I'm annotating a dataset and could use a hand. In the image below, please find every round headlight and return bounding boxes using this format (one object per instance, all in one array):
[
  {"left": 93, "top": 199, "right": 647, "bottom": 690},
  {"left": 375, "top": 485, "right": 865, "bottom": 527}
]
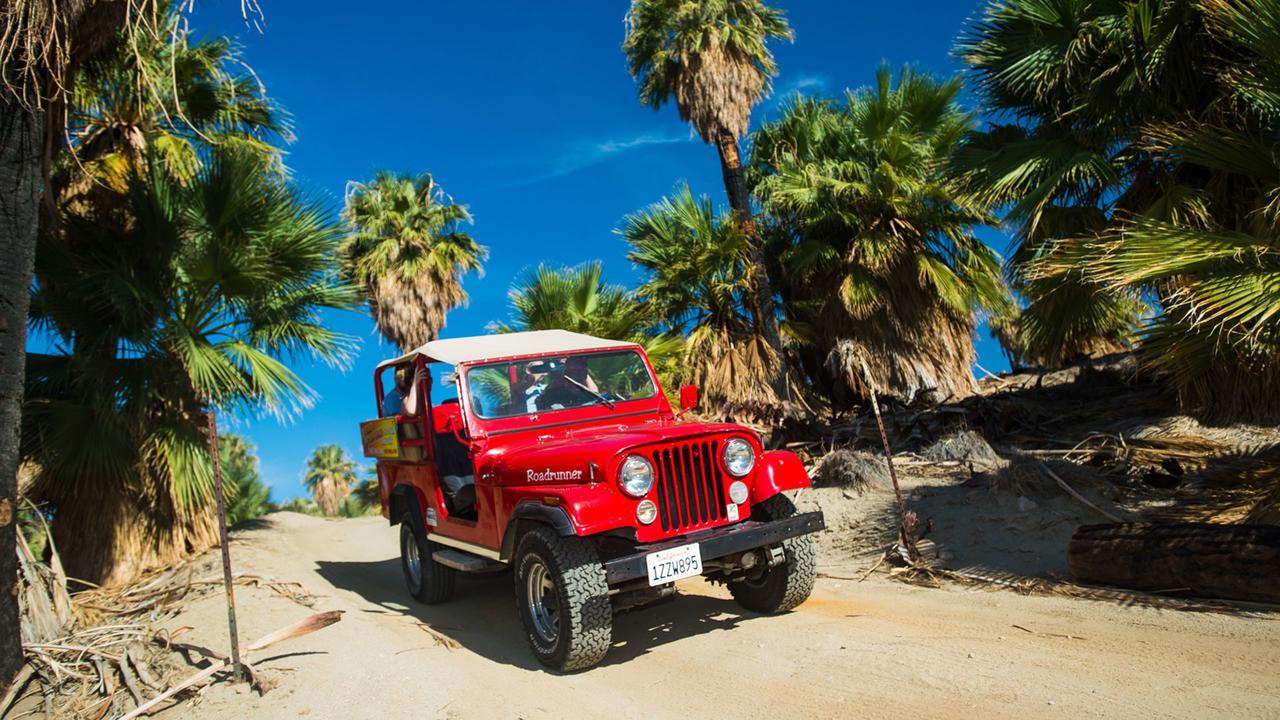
[
  {"left": 636, "top": 499, "right": 658, "bottom": 525},
  {"left": 728, "top": 480, "right": 749, "bottom": 505},
  {"left": 618, "top": 455, "right": 655, "bottom": 498},
  {"left": 722, "top": 438, "right": 755, "bottom": 477}
]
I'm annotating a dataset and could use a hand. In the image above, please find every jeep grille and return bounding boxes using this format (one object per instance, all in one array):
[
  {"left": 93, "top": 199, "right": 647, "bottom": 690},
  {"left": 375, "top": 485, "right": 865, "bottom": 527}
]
[{"left": 651, "top": 439, "right": 729, "bottom": 533}]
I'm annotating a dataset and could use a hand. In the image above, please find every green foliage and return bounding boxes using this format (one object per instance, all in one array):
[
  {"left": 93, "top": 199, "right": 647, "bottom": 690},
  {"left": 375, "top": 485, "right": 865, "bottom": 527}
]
[
  {"left": 620, "top": 184, "right": 782, "bottom": 414},
  {"left": 22, "top": 14, "right": 353, "bottom": 581},
  {"left": 960, "top": 0, "right": 1280, "bottom": 419},
  {"left": 349, "top": 470, "right": 381, "bottom": 511},
  {"left": 342, "top": 172, "right": 487, "bottom": 351},
  {"left": 220, "top": 434, "right": 272, "bottom": 525},
  {"left": 272, "top": 497, "right": 320, "bottom": 516},
  {"left": 490, "top": 261, "right": 683, "bottom": 372},
  {"left": 337, "top": 476, "right": 380, "bottom": 518},
  {"left": 23, "top": 140, "right": 358, "bottom": 581},
  {"left": 750, "top": 66, "right": 1010, "bottom": 403},
  {"left": 304, "top": 445, "right": 359, "bottom": 517},
  {"left": 69, "top": 0, "right": 287, "bottom": 185}
]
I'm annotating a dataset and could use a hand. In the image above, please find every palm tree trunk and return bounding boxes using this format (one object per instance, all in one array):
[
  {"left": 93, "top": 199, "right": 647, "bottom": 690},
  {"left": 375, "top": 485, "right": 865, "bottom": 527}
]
[
  {"left": 714, "top": 131, "right": 787, "bottom": 397},
  {"left": 0, "top": 91, "right": 42, "bottom": 687}
]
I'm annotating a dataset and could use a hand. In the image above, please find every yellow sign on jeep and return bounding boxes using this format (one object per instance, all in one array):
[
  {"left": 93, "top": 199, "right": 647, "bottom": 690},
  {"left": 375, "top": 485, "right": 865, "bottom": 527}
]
[{"left": 360, "top": 417, "right": 401, "bottom": 460}]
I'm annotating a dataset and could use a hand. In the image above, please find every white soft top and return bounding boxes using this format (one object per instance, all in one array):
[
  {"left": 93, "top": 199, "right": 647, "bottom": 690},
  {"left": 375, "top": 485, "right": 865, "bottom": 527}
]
[{"left": 376, "top": 329, "right": 639, "bottom": 369}]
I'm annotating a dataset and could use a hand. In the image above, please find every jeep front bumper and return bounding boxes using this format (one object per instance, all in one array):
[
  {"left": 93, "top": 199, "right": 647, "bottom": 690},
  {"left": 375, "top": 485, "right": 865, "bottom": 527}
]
[{"left": 602, "top": 511, "right": 825, "bottom": 585}]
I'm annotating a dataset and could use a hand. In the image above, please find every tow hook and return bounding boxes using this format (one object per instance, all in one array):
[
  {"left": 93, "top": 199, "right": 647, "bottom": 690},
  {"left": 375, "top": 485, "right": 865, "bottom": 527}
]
[{"left": 765, "top": 544, "right": 786, "bottom": 569}]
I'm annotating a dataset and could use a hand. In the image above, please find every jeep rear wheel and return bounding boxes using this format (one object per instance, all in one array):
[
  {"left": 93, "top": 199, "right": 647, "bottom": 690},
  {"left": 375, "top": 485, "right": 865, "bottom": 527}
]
[
  {"left": 513, "top": 527, "right": 612, "bottom": 672},
  {"left": 400, "top": 513, "right": 455, "bottom": 604},
  {"left": 728, "top": 494, "right": 817, "bottom": 614}
]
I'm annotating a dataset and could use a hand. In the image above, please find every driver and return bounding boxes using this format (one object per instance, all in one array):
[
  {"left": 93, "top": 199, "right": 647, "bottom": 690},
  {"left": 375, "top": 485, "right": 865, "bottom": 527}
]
[{"left": 538, "top": 356, "right": 599, "bottom": 410}]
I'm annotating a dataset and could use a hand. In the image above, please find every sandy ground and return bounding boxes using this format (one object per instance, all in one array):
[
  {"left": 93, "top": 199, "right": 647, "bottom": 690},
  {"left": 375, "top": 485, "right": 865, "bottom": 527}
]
[{"left": 160, "top": 509, "right": 1280, "bottom": 720}]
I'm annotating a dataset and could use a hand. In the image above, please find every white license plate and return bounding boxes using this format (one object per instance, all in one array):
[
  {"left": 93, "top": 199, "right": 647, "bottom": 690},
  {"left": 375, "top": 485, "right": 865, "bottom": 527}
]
[{"left": 645, "top": 543, "right": 702, "bottom": 586}]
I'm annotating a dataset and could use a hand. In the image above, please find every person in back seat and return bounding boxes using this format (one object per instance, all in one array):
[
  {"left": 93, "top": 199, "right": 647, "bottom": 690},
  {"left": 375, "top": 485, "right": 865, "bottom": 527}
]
[
  {"left": 382, "top": 364, "right": 423, "bottom": 417},
  {"left": 385, "top": 364, "right": 425, "bottom": 461}
]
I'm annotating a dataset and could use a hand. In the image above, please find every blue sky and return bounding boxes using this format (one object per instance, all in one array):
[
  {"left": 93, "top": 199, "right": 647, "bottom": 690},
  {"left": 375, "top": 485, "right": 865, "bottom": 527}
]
[{"left": 179, "top": 0, "right": 1009, "bottom": 501}]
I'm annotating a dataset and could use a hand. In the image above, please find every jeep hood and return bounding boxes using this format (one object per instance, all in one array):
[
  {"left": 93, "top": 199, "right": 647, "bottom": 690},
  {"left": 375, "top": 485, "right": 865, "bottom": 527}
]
[{"left": 478, "top": 420, "right": 751, "bottom": 486}]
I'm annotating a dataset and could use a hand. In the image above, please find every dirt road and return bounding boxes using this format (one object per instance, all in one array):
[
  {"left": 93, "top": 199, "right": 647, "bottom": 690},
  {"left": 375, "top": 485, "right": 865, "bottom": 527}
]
[{"left": 172, "top": 512, "right": 1279, "bottom": 720}]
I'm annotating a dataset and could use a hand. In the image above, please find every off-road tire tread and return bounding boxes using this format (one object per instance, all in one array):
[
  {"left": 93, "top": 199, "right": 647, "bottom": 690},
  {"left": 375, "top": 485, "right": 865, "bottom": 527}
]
[
  {"left": 515, "top": 527, "right": 612, "bottom": 672},
  {"left": 401, "top": 513, "right": 456, "bottom": 604},
  {"left": 728, "top": 494, "right": 817, "bottom": 613}
]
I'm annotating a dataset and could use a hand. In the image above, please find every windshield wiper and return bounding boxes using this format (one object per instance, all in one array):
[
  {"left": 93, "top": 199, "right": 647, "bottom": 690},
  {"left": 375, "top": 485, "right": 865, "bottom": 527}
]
[{"left": 563, "top": 375, "right": 615, "bottom": 409}]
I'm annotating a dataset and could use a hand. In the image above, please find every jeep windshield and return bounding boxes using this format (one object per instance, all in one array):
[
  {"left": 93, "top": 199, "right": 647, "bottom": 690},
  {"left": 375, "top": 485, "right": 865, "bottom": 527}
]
[{"left": 464, "top": 349, "right": 656, "bottom": 419}]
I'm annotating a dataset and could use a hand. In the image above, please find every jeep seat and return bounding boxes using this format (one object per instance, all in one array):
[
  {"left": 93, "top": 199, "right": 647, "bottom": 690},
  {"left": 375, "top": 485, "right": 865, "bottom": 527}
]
[{"left": 431, "top": 401, "right": 475, "bottom": 517}]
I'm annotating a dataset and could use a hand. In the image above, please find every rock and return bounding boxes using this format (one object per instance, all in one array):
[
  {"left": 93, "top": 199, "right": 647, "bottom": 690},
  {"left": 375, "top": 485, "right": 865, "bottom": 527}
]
[
  {"left": 812, "top": 449, "right": 890, "bottom": 493},
  {"left": 1017, "top": 495, "right": 1038, "bottom": 512},
  {"left": 921, "top": 430, "right": 1002, "bottom": 468}
]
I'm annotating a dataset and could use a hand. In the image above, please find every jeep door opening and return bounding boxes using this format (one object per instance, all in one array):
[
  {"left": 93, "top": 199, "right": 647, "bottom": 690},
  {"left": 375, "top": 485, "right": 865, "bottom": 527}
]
[{"left": 359, "top": 329, "right": 824, "bottom": 671}]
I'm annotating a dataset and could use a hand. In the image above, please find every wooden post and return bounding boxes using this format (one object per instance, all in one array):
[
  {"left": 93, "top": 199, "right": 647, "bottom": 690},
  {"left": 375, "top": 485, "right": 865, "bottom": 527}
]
[
  {"left": 207, "top": 406, "right": 243, "bottom": 681},
  {"left": 858, "top": 359, "right": 918, "bottom": 561}
]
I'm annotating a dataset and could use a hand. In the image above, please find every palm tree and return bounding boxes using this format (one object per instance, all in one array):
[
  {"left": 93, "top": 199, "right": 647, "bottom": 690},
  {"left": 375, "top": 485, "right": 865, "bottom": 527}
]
[
  {"left": 66, "top": 0, "right": 287, "bottom": 191},
  {"left": 304, "top": 445, "right": 359, "bottom": 517},
  {"left": 750, "top": 67, "right": 1010, "bottom": 405},
  {"left": 220, "top": 434, "right": 272, "bottom": 525},
  {"left": 0, "top": 0, "right": 144, "bottom": 680},
  {"left": 22, "top": 146, "right": 358, "bottom": 584},
  {"left": 623, "top": 0, "right": 793, "bottom": 383},
  {"left": 621, "top": 184, "right": 783, "bottom": 417},
  {"left": 958, "top": 0, "right": 1280, "bottom": 420},
  {"left": 490, "top": 261, "right": 682, "bottom": 369},
  {"left": 951, "top": 0, "right": 1168, "bottom": 367},
  {"left": 342, "top": 172, "right": 487, "bottom": 352},
  {"left": 348, "top": 468, "right": 382, "bottom": 514}
]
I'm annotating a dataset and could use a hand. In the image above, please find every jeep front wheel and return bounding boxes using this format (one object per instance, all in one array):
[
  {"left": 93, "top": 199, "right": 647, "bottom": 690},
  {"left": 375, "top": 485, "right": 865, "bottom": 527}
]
[
  {"left": 400, "top": 513, "right": 455, "bottom": 604},
  {"left": 728, "top": 494, "right": 817, "bottom": 613},
  {"left": 513, "top": 527, "right": 612, "bottom": 672}
]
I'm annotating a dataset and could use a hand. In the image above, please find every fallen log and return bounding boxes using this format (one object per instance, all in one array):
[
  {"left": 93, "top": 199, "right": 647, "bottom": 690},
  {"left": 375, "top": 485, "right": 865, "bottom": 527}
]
[{"left": 1068, "top": 522, "right": 1280, "bottom": 604}]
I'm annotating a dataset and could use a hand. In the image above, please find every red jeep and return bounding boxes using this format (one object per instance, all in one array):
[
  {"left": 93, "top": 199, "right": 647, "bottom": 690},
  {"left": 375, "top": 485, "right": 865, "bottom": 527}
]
[{"left": 361, "top": 330, "right": 824, "bottom": 671}]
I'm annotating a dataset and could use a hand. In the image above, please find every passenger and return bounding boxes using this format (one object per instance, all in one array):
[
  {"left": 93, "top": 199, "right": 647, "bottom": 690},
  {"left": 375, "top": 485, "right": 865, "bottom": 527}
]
[
  {"left": 383, "top": 364, "right": 423, "bottom": 417},
  {"left": 385, "top": 363, "right": 426, "bottom": 461},
  {"left": 521, "top": 362, "right": 550, "bottom": 412}
]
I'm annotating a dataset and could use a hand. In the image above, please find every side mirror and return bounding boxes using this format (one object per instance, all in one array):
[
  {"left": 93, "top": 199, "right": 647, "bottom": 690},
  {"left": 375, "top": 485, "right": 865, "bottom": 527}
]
[{"left": 678, "top": 384, "right": 699, "bottom": 414}]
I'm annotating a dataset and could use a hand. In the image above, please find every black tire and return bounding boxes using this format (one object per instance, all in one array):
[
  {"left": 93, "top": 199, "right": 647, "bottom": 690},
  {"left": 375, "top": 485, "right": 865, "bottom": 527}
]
[
  {"left": 513, "top": 526, "right": 612, "bottom": 672},
  {"left": 400, "top": 513, "right": 456, "bottom": 604},
  {"left": 728, "top": 494, "right": 817, "bottom": 613}
]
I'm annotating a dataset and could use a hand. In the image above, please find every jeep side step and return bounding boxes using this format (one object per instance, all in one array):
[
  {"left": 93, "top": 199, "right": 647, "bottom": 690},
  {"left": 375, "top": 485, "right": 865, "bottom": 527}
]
[{"left": 432, "top": 547, "right": 506, "bottom": 573}]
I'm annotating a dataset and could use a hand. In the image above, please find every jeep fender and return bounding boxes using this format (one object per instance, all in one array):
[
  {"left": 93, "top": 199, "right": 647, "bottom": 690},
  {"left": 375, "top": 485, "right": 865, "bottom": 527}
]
[
  {"left": 499, "top": 502, "right": 576, "bottom": 562},
  {"left": 751, "top": 450, "right": 811, "bottom": 502},
  {"left": 388, "top": 484, "right": 430, "bottom": 537}
]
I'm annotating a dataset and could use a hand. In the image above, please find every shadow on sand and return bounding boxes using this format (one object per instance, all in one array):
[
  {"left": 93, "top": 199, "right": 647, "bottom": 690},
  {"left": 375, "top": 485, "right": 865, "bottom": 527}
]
[{"left": 315, "top": 557, "right": 760, "bottom": 672}]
